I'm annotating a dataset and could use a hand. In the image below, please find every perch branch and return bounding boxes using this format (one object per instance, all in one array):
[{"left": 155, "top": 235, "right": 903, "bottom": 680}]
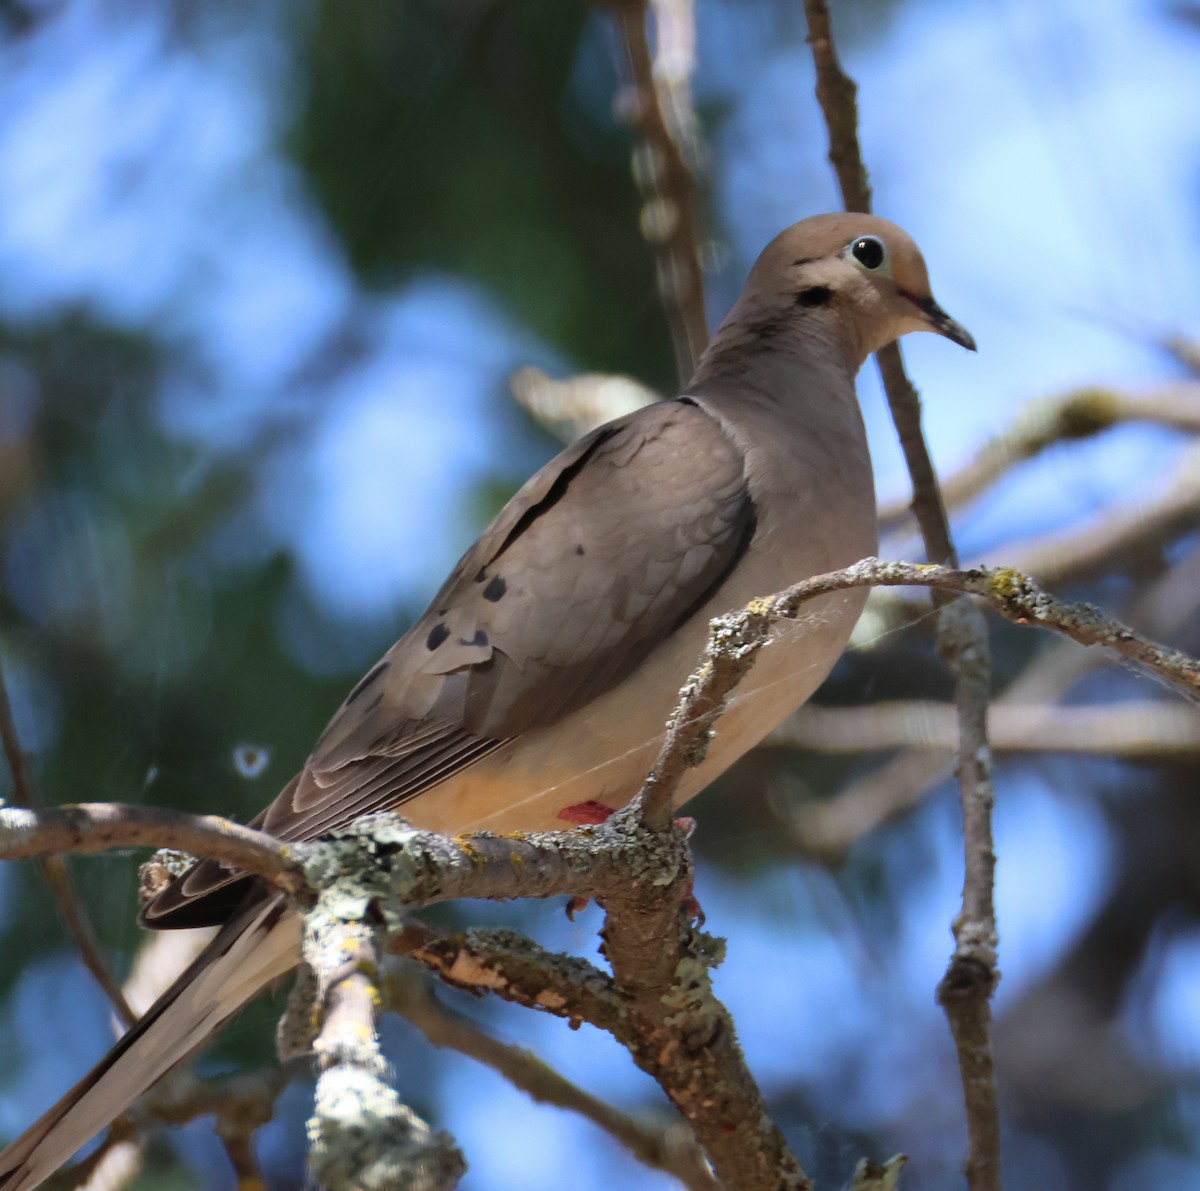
[
  {"left": 0, "top": 803, "right": 306, "bottom": 895},
  {"left": 303, "top": 882, "right": 465, "bottom": 1191},
  {"left": 312, "top": 814, "right": 805, "bottom": 1191}
]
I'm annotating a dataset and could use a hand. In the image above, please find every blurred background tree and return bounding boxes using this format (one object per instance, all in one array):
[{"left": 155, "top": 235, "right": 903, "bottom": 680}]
[{"left": 1, "top": 0, "right": 1200, "bottom": 1188}]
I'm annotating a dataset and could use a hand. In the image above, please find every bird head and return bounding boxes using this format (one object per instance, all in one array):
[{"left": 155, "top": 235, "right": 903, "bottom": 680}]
[{"left": 743, "top": 213, "right": 976, "bottom": 363}]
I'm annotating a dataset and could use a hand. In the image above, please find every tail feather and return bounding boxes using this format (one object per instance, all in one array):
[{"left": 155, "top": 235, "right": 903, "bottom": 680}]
[{"left": 0, "top": 896, "right": 300, "bottom": 1191}]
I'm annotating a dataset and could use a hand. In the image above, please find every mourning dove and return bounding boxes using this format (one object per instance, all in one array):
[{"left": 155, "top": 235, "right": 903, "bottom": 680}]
[{"left": 0, "top": 213, "right": 974, "bottom": 1189}]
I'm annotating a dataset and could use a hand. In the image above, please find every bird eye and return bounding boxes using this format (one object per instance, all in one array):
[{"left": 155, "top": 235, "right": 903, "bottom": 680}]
[{"left": 849, "top": 236, "right": 887, "bottom": 270}]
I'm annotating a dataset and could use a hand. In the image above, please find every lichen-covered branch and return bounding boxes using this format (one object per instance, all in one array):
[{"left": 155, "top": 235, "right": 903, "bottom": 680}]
[
  {"left": 0, "top": 803, "right": 306, "bottom": 896},
  {"left": 307, "top": 813, "right": 805, "bottom": 1190},
  {"left": 303, "top": 875, "right": 465, "bottom": 1191},
  {"left": 386, "top": 966, "right": 720, "bottom": 1191},
  {"left": 597, "top": 814, "right": 810, "bottom": 1191},
  {"left": 393, "top": 920, "right": 625, "bottom": 1032}
]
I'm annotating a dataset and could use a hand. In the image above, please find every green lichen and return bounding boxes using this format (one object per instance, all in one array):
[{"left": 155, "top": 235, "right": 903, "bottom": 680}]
[{"left": 986, "top": 567, "right": 1027, "bottom": 603}]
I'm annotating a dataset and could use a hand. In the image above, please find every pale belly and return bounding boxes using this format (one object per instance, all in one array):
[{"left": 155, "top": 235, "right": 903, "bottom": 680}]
[{"left": 398, "top": 580, "right": 868, "bottom": 837}]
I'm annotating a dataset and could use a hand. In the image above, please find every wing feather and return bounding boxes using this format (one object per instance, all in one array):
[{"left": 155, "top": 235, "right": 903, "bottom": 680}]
[{"left": 143, "top": 399, "right": 754, "bottom": 928}]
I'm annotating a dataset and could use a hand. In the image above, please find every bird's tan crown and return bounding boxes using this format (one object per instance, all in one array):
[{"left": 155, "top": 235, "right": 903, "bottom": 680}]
[{"left": 748, "top": 213, "right": 933, "bottom": 300}]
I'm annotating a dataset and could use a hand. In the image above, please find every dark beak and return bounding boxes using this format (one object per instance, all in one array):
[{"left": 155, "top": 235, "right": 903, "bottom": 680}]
[{"left": 904, "top": 292, "right": 977, "bottom": 351}]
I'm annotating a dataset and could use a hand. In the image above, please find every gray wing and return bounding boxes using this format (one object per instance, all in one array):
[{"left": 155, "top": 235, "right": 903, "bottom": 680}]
[{"left": 143, "top": 399, "right": 753, "bottom": 926}]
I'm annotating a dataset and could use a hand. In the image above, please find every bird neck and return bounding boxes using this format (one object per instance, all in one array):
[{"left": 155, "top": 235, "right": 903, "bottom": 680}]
[{"left": 684, "top": 298, "right": 866, "bottom": 401}]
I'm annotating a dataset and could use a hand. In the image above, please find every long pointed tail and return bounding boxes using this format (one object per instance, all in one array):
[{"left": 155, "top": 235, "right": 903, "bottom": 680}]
[{"left": 0, "top": 896, "right": 300, "bottom": 1191}]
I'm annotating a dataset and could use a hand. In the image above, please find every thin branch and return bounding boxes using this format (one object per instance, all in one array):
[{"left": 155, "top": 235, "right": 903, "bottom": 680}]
[
  {"left": 386, "top": 966, "right": 720, "bottom": 1191},
  {"left": 0, "top": 661, "right": 137, "bottom": 1026},
  {"left": 1164, "top": 333, "right": 1200, "bottom": 375},
  {"left": 802, "top": 0, "right": 871, "bottom": 213},
  {"left": 878, "top": 383, "right": 1200, "bottom": 529},
  {"left": 394, "top": 920, "right": 626, "bottom": 1033},
  {"left": 936, "top": 600, "right": 1002, "bottom": 1191},
  {"left": 609, "top": 0, "right": 709, "bottom": 381},
  {"left": 986, "top": 440, "right": 1200, "bottom": 588},
  {"left": 0, "top": 803, "right": 306, "bottom": 895},
  {"left": 782, "top": 641, "right": 1095, "bottom": 860},
  {"left": 776, "top": 698, "right": 1200, "bottom": 758},
  {"left": 801, "top": 6, "right": 1002, "bottom": 1182}
]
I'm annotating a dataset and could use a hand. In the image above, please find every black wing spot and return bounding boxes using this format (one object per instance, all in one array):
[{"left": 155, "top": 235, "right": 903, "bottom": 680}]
[
  {"left": 459, "top": 629, "right": 489, "bottom": 647},
  {"left": 574, "top": 544, "right": 585, "bottom": 556},
  {"left": 796, "top": 285, "right": 833, "bottom": 308},
  {"left": 483, "top": 575, "right": 507, "bottom": 601},
  {"left": 474, "top": 567, "right": 488, "bottom": 583},
  {"left": 345, "top": 661, "right": 388, "bottom": 706},
  {"left": 426, "top": 623, "right": 450, "bottom": 651}
]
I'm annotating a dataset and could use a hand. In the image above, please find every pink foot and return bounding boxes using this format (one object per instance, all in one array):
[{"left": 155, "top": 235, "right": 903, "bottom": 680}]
[{"left": 557, "top": 800, "right": 616, "bottom": 826}]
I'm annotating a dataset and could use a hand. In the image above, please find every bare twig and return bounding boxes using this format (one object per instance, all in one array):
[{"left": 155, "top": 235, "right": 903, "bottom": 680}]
[
  {"left": 776, "top": 698, "right": 1200, "bottom": 758},
  {"left": 802, "top": 4, "right": 1001, "bottom": 1183},
  {"left": 878, "top": 383, "right": 1200, "bottom": 529},
  {"left": 0, "top": 662, "right": 137, "bottom": 1027},
  {"left": 609, "top": 0, "right": 709, "bottom": 381},
  {"left": 386, "top": 966, "right": 720, "bottom": 1191},
  {"left": 0, "top": 803, "right": 306, "bottom": 895},
  {"left": 936, "top": 600, "right": 1002, "bottom": 1191},
  {"left": 1164, "top": 333, "right": 1200, "bottom": 375},
  {"left": 802, "top": 0, "right": 870, "bottom": 213},
  {"left": 985, "top": 440, "right": 1200, "bottom": 588},
  {"left": 782, "top": 641, "right": 1094, "bottom": 860}
]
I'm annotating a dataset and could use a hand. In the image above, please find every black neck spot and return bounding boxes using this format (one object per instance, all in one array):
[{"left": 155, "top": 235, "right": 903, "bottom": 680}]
[{"left": 796, "top": 285, "right": 833, "bottom": 308}]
